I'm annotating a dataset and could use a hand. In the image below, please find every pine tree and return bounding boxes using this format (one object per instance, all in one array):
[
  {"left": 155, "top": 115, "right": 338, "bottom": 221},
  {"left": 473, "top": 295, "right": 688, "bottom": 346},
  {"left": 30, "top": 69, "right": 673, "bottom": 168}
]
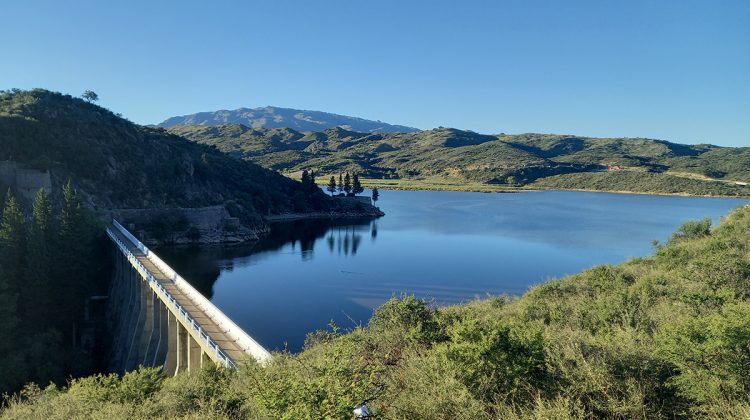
[
  {"left": 0, "top": 191, "right": 21, "bottom": 391},
  {"left": 327, "top": 176, "right": 337, "bottom": 196},
  {"left": 309, "top": 170, "right": 316, "bottom": 191},
  {"left": 352, "top": 174, "right": 364, "bottom": 195},
  {"left": 343, "top": 173, "right": 352, "bottom": 195},
  {"left": 58, "top": 181, "right": 89, "bottom": 325},
  {"left": 338, "top": 173, "right": 344, "bottom": 193},
  {"left": 60, "top": 180, "right": 82, "bottom": 238},
  {"left": 372, "top": 187, "right": 379, "bottom": 203},
  {"left": 0, "top": 189, "right": 27, "bottom": 292},
  {"left": 24, "top": 188, "right": 55, "bottom": 329},
  {"left": 301, "top": 170, "right": 311, "bottom": 189}
]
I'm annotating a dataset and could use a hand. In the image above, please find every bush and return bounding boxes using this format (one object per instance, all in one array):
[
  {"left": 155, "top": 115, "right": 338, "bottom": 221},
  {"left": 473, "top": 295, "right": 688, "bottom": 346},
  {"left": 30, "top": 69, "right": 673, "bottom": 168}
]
[{"left": 669, "top": 218, "right": 712, "bottom": 243}]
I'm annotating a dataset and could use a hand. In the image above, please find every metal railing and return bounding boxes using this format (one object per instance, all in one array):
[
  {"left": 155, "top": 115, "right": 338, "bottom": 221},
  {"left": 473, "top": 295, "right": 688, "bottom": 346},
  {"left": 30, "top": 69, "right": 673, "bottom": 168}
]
[{"left": 107, "top": 220, "right": 272, "bottom": 368}]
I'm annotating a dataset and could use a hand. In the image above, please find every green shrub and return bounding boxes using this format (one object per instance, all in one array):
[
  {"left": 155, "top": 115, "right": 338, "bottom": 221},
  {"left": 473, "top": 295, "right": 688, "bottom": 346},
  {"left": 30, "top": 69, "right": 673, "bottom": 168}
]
[{"left": 669, "top": 218, "right": 712, "bottom": 243}]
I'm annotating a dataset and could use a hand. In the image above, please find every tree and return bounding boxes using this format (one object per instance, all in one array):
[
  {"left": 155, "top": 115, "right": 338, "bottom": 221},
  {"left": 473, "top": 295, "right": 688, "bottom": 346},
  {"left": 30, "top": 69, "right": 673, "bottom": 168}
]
[
  {"left": 24, "top": 188, "right": 55, "bottom": 329},
  {"left": 58, "top": 180, "right": 89, "bottom": 324},
  {"left": 0, "top": 190, "right": 22, "bottom": 392},
  {"left": 81, "top": 90, "right": 98, "bottom": 103},
  {"left": 343, "top": 173, "right": 352, "bottom": 195},
  {"left": 301, "top": 170, "right": 310, "bottom": 187},
  {"left": 338, "top": 173, "right": 344, "bottom": 194},
  {"left": 372, "top": 188, "right": 379, "bottom": 203},
  {"left": 309, "top": 170, "right": 316, "bottom": 190},
  {"left": 352, "top": 174, "right": 364, "bottom": 195},
  {"left": 0, "top": 189, "right": 26, "bottom": 291},
  {"left": 327, "top": 176, "right": 337, "bottom": 196},
  {"left": 60, "top": 181, "right": 83, "bottom": 242}
]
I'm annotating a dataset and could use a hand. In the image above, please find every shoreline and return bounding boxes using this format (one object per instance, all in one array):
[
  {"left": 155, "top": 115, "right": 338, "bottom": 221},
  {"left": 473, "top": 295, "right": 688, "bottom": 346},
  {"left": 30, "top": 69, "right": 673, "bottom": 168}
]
[
  {"left": 265, "top": 210, "right": 385, "bottom": 223},
  {"left": 358, "top": 181, "right": 750, "bottom": 199}
]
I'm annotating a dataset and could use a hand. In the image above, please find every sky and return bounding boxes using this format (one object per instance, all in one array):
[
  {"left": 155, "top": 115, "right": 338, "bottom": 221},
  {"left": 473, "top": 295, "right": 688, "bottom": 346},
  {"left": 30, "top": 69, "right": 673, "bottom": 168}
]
[{"left": 1, "top": 0, "right": 749, "bottom": 146}]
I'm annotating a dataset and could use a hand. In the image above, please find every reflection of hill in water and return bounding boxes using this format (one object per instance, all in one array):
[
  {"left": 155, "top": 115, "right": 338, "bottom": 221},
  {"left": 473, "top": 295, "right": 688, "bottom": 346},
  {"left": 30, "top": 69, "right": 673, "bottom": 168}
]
[{"left": 155, "top": 217, "right": 378, "bottom": 299}]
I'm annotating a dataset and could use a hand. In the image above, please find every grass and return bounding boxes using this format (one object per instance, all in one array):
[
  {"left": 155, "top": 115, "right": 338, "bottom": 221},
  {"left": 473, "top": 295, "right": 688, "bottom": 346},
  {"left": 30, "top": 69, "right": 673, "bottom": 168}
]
[{"left": 350, "top": 176, "right": 517, "bottom": 193}]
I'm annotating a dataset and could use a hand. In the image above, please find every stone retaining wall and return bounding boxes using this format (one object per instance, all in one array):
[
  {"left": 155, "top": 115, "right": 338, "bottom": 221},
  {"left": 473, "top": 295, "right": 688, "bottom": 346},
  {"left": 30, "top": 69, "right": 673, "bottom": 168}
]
[{"left": 0, "top": 160, "right": 52, "bottom": 202}]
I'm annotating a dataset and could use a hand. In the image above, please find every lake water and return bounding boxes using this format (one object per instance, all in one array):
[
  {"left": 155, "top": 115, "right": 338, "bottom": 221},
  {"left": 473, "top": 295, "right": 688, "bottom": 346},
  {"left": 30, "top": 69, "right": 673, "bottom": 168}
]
[{"left": 157, "top": 190, "right": 747, "bottom": 352}]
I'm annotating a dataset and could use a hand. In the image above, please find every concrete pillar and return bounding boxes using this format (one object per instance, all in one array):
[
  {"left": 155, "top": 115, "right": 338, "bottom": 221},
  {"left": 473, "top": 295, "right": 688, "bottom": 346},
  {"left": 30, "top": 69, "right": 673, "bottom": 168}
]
[
  {"left": 152, "top": 299, "right": 170, "bottom": 368},
  {"left": 188, "top": 334, "right": 202, "bottom": 372},
  {"left": 163, "top": 309, "right": 178, "bottom": 376},
  {"left": 201, "top": 351, "right": 212, "bottom": 368},
  {"left": 175, "top": 322, "right": 188, "bottom": 374},
  {"left": 138, "top": 288, "right": 156, "bottom": 365},
  {"left": 124, "top": 270, "right": 147, "bottom": 372},
  {"left": 146, "top": 291, "right": 164, "bottom": 365}
]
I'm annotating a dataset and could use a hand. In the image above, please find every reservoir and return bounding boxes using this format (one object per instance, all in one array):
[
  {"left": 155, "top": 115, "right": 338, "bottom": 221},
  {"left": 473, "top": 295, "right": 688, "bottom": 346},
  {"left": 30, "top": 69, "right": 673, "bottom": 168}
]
[{"left": 157, "top": 190, "right": 747, "bottom": 351}]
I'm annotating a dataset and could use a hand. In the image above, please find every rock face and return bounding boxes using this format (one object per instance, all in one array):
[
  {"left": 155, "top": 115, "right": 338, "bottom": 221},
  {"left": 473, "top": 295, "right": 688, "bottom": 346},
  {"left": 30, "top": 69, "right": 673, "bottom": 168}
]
[
  {"left": 0, "top": 161, "right": 52, "bottom": 202},
  {"left": 112, "top": 206, "right": 270, "bottom": 246}
]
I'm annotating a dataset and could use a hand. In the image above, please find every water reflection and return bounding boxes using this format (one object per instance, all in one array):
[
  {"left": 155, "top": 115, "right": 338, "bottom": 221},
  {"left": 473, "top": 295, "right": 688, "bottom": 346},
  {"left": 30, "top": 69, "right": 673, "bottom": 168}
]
[
  {"left": 156, "top": 190, "right": 747, "bottom": 352},
  {"left": 156, "top": 218, "right": 377, "bottom": 299}
]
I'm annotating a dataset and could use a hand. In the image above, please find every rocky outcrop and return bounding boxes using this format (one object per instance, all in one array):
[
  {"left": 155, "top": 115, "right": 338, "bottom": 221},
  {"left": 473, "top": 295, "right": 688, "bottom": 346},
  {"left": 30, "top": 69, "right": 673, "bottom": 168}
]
[
  {"left": 111, "top": 205, "right": 269, "bottom": 246},
  {"left": 111, "top": 199, "right": 383, "bottom": 245}
]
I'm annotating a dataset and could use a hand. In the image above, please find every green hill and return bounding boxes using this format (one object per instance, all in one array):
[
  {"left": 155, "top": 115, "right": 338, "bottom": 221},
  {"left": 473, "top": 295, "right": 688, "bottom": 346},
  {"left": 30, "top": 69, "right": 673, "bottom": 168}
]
[
  {"left": 4, "top": 205, "right": 749, "bottom": 419},
  {"left": 169, "top": 124, "right": 750, "bottom": 197},
  {"left": 0, "top": 90, "right": 381, "bottom": 230}
]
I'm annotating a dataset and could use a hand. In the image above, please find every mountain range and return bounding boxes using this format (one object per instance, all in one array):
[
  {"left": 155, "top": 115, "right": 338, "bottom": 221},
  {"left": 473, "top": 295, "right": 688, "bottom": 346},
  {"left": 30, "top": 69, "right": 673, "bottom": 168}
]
[{"left": 158, "top": 106, "right": 419, "bottom": 133}]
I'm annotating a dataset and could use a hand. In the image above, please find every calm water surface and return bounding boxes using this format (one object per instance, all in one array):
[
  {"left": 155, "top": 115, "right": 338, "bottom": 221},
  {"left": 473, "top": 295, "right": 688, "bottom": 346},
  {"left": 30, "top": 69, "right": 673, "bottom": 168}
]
[{"left": 157, "top": 190, "right": 747, "bottom": 351}]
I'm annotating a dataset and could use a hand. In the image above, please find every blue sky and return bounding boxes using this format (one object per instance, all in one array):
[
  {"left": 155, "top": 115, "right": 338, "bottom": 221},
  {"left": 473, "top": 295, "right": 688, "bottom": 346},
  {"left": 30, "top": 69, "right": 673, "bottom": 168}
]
[{"left": 1, "top": 0, "right": 748, "bottom": 146}]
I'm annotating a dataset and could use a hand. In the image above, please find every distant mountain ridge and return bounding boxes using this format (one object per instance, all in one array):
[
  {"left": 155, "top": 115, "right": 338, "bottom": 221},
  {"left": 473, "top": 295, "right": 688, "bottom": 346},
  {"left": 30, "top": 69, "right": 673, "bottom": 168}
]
[{"left": 158, "top": 106, "right": 420, "bottom": 134}]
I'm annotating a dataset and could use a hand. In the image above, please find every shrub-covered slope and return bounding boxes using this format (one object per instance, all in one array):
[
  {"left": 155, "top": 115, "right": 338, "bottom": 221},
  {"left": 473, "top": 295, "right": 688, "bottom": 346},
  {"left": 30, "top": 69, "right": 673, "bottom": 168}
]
[
  {"left": 0, "top": 89, "right": 374, "bottom": 223},
  {"left": 170, "top": 124, "right": 750, "bottom": 197},
  {"left": 4, "top": 205, "right": 749, "bottom": 419}
]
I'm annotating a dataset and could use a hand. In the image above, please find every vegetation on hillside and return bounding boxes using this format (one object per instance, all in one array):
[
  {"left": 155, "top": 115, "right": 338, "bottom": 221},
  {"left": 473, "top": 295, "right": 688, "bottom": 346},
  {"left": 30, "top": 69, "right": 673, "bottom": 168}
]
[
  {"left": 532, "top": 171, "right": 750, "bottom": 197},
  {"left": 4, "top": 205, "right": 749, "bottom": 419},
  {"left": 0, "top": 185, "right": 109, "bottom": 395},
  {"left": 0, "top": 89, "right": 378, "bottom": 224},
  {"left": 169, "top": 124, "right": 750, "bottom": 197}
]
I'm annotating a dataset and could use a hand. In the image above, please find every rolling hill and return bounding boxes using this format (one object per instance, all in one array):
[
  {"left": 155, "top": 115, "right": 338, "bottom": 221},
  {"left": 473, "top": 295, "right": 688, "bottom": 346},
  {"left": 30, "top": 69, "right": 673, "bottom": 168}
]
[{"left": 169, "top": 123, "right": 750, "bottom": 197}]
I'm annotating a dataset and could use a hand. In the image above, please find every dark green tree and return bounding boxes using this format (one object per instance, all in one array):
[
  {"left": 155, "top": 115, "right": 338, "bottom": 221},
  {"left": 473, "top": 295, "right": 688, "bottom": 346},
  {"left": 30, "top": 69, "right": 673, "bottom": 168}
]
[
  {"left": 338, "top": 173, "right": 344, "bottom": 193},
  {"left": 352, "top": 174, "right": 364, "bottom": 195},
  {"left": 0, "top": 193, "right": 22, "bottom": 392},
  {"left": 58, "top": 181, "right": 90, "bottom": 327},
  {"left": 343, "top": 173, "right": 352, "bottom": 195},
  {"left": 81, "top": 90, "right": 99, "bottom": 103},
  {"left": 0, "top": 190, "right": 27, "bottom": 291},
  {"left": 301, "top": 170, "right": 311, "bottom": 189},
  {"left": 24, "top": 188, "right": 55, "bottom": 329},
  {"left": 309, "top": 170, "right": 316, "bottom": 190},
  {"left": 60, "top": 181, "right": 85, "bottom": 243},
  {"left": 327, "top": 176, "right": 337, "bottom": 196},
  {"left": 372, "top": 187, "right": 379, "bottom": 203}
]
